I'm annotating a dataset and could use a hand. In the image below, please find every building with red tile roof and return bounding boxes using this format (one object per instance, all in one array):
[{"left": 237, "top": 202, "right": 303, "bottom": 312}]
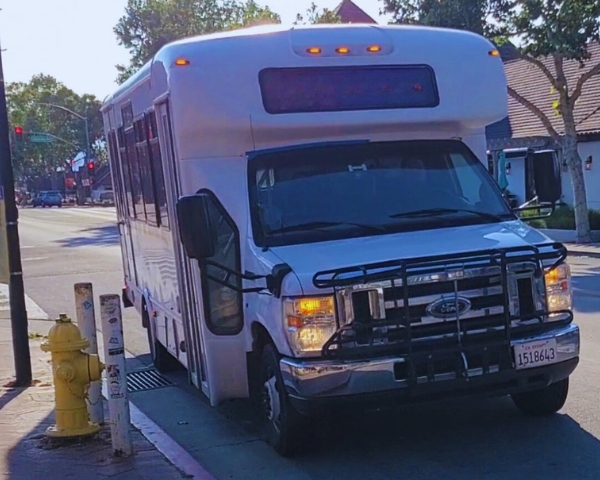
[{"left": 334, "top": 0, "right": 377, "bottom": 24}]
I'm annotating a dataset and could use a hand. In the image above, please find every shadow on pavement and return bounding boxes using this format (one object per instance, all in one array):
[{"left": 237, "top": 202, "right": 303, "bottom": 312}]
[
  {"left": 54, "top": 225, "right": 119, "bottom": 248},
  {"left": 571, "top": 265, "right": 600, "bottom": 312},
  {"left": 4, "top": 390, "right": 186, "bottom": 479},
  {"left": 0, "top": 384, "right": 25, "bottom": 413},
  {"left": 569, "top": 250, "right": 600, "bottom": 260},
  {"left": 295, "top": 396, "right": 600, "bottom": 479}
]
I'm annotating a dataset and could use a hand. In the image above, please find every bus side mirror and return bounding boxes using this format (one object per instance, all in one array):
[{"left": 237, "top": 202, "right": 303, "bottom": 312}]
[
  {"left": 176, "top": 194, "right": 216, "bottom": 260},
  {"left": 531, "top": 150, "right": 561, "bottom": 204}
]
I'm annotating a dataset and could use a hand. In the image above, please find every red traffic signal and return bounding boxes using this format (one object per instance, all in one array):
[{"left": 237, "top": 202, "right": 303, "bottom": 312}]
[
  {"left": 14, "top": 126, "right": 23, "bottom": 135},
  {"left": 87, "top": 162, "right": 95, "bottom": 176}
]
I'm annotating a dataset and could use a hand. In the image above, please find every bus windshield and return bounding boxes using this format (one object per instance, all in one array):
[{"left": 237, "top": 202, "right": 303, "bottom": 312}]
[{"left": 248, "top": 140, "right": 514, "bottom": 248}]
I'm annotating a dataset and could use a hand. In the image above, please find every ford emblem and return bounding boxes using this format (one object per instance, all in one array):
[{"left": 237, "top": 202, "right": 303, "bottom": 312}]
[{"left": 426, "top": 296, "right": 471, "bottom": 319}]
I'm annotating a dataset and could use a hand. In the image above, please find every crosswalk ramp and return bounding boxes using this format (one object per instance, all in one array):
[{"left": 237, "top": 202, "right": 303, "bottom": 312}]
[{"left": 0, "top": 283, "right": 49, "bottom": 320}]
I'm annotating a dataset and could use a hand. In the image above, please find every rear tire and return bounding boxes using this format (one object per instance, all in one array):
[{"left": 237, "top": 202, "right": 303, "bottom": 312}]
[
  {"left": 258, "top": 343, "right": 308, "bottom": 456},
  {"left": 511, "top": 377, "right": 569, "bottom": 416},
  {"left": 143, "top": 302, "right": 180, "bottom": 373}
]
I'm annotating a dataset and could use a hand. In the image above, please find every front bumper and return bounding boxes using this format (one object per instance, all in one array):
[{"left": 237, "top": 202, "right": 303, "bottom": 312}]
[{"left": 280, "top": 323, "right": 580, "bottom": 414}]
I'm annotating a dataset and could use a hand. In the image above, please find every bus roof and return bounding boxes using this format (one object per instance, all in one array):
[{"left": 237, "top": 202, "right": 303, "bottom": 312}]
[{"left": 102, "top": 24, "right": 507, "bottom": 158}]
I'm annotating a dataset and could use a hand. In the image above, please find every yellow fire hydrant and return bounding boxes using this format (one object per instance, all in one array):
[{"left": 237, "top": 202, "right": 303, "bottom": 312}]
[{"left": 41, "top": 314, "right": 105, "bottom": 438}]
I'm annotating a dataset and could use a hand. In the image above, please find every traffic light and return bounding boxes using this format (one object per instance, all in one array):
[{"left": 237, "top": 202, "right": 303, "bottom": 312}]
[
  {"left": 87, "top": 161, "right": 95, "bottom": 177},
  {"left": 14, "top": 126, "right": 23, "bottom": 142}
]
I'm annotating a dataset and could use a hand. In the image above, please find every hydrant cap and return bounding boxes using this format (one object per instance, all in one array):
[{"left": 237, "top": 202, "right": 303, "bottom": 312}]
[{"left": 41, "top": 314, "right": 90, "bottom": 352}]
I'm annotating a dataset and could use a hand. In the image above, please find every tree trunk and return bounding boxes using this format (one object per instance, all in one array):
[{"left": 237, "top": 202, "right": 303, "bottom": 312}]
[{"left": 563, "top": 136, "right": 592, "bottom": 243}]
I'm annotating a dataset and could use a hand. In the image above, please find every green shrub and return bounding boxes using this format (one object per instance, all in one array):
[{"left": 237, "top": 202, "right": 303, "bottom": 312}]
[
  {"left": 545, "top": 206, "right": 576, "bottom": 230},
  {"left": 589, "top": 209, "right": 600, "bottom": 230},
  {"left": 525, "top": 205, "right": 600, "bottom": 230},
  {"left": 526, "top": 219, "right": 547, "bottom": 229}
]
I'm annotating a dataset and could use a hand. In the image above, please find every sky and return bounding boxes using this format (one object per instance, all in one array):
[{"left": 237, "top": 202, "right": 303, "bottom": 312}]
[{"left": 0, "top": 0, "right": 386, "bottom": 101}]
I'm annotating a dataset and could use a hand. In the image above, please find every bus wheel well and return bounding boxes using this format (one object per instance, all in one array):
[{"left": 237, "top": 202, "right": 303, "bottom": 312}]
[
  {"left": 251, "top": 322, "right": 273, "bottom": 353},
  {"left": 248, "top": 322, "right": 273, "bottom": 403},
  {"left": 143, "top": 299, "right": 180, "bottom": 373}
]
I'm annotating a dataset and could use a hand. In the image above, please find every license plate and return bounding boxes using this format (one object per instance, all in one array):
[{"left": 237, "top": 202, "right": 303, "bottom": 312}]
[{"left": 514, "top": 339, "right": 557, "bottom": 370}]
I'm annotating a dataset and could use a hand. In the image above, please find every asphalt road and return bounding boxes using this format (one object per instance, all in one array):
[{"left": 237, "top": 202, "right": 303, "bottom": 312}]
[
  {"left": 17, "top": 206, "right": 150, "bottom": 358},
  {"left": 16, "top": 207, "right": 600, "bottom": 480}
]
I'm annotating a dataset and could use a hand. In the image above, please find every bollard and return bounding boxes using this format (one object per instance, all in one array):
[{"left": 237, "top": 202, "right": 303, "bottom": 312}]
[
  {"left": 74, "top": 283, "right": 104, "bottom": 425},
  {"left": 100, "top": 294, "right": 132, "bottom": 457}
]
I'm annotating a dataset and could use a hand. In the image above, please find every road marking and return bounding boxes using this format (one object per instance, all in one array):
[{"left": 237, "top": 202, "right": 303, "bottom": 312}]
[
  {"left": 22, "top": 256, "right": 49, "bottom": 262},
  {"left": 0, "top": 283, "right": 49, "bottom": 320}
]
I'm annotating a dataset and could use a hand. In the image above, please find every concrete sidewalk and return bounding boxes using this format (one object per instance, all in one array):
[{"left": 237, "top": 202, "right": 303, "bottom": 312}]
[
  {"left": 565, "top": 242, "right": 600, "bottom": 258},
  {"left": 0, "top": 315, "right": 189, "bottom": 480}
]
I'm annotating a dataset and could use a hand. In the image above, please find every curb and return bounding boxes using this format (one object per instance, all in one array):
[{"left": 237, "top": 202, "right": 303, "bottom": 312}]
[
  {"left": 1, "top": 287, "right": 217, "bottom": 480},
  {"left": 100, "top": 381, "right": 217, "bottom": 480}
]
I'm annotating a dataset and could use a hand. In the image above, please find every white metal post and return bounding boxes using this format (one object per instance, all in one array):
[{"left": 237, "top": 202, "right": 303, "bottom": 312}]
[
  {"left": 100, "top": 294, "right": 132, "bottom": 457},
  {"left": 74, "top": 282, "right": 104, "bottom": 425}
]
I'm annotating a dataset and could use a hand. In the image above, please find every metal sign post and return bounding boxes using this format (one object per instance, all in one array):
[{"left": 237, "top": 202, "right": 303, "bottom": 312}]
[
  {"left": 74, "top": 283, "right": 104, "bottom": 425},
  {"left": 0, "top": 44, "right": 31, "bottom": 386},
  {"left": 100, "top": 294, "right": 132, "bottom": 457}
]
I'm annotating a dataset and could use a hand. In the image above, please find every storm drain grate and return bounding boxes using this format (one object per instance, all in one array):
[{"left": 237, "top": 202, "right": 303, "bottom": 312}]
[{"left": 126, "top": 368, "right": 173, "bottom": 393}]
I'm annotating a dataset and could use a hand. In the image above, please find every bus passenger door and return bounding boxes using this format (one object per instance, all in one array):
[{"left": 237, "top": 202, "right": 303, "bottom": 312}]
[
  {"left": 156, "top": 101, "right": 248, "bottom": 406},
  {"left": 156, "top": 101, "right": 206, "bottom": 393},
  {"left": 106, "top": 109, "right": 138, "bottom": 287}
]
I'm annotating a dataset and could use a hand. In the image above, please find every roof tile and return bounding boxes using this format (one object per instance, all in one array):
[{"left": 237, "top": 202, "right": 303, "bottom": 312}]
[
  {"left": 334, "top": 0, "right": 377, "bottom": 24},
  {"left": 505, "top": 43, "right": 600, "bottom": 139}
]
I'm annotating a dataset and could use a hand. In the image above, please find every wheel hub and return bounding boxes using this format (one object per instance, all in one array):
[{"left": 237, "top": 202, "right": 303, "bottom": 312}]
[{"left": 262, "top": 375, "right": 281, "bottom": 431}]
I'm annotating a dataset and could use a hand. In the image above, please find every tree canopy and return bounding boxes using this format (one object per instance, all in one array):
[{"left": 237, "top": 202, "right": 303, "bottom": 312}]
[
  {"left": 114, "top": 0, "right": 281, "bottom": 83},
  {"left": 294, "top": 2, "right": 342, "bottom": 25},
  {"left": 382, "top": 0, "right": 600, "bottom": 242},
  {"left": 381, "top": 0, "right": 510, "bottom": 37},
  {"left": 7, "top": 74, "right": 104, "bottom": 183}
]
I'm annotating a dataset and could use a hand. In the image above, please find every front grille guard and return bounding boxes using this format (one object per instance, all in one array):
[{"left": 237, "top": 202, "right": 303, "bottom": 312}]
[{"left": 313, "top": 243, "right": 572, "bottom": 366}]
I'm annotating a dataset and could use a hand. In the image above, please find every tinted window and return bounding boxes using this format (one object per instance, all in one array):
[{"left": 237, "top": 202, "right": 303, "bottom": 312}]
[
  {"left": 135, "top": 117, "right": 157, "bottom": 225},
  {"left": 200, "top": 192, "right": 242, "bottom": 336},
  {"left": 248, "top": 140, "right": 514, "bottom": 247},
  {"left": 148, "top": 111, "right": 169, "bottom": 229},
  {"left": 259, "top": 65, "right": 439, "bottom": 114},
  {"left": 118, "top": 127, "right": 135, "bottom": 217},
  {"left": 125, "top": 127, "right": 145, "bottom": 219}
]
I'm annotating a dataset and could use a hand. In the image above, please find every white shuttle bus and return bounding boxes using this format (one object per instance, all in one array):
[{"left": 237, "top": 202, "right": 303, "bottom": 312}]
[{"left": 101, "top": 24, "right": 579, "bottom": 455}]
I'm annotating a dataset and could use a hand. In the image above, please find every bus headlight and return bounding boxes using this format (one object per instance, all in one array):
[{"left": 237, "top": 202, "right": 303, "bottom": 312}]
[
  {"left": 284, "top": 297, "right": 336, "bottom": 356},
  {"left": 545, "top": 263, "right": 572, "bottom": 315}
]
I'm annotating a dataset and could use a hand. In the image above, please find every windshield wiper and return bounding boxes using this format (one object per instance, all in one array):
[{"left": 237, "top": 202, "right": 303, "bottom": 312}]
[
  {"left": 389, "top": 208, "right": 506, "bottom": 222},
  {"left": 267, "top": 221, "right": 386, "bottom": 235}
]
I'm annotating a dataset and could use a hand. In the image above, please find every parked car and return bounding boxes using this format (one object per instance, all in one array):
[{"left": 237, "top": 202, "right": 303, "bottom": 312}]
[{"left": 32, "top": 191, "right": 63, "bottom": 208}]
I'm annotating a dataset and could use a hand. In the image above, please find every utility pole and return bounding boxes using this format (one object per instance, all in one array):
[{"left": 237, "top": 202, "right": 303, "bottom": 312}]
[{"left": 0, "top": 45, "right": 32, "bottom": 385}]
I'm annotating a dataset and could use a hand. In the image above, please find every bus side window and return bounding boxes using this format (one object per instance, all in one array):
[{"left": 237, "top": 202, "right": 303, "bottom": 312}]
[
  {"left": 117, "top": 126, "right": 136, "bottom": 218},
  {"left": 148, "top": 111, "right": 169, "bottom": 229},
  {"left": 135, "top": 116, "right": 157, "bottom": 226},
  {"left": 199, "top": 191, "right": 243, "bottom": 336}
]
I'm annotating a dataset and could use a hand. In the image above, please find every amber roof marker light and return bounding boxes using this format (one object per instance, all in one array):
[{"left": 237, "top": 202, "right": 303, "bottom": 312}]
[
  {"left": 336, "top": 47, "right": 350, "bottom": 54},
  {"left": 307, "top": 47, "right": 322, "bottom": 55},
  {"left": 175, "top": 58, "right": 191, "bottom": 66},
  {"left": 489, "top": 49, "right": 500, "bottom": 57},
  {"left": 367, "top": 45, "right": 382, "bottom": 53}
]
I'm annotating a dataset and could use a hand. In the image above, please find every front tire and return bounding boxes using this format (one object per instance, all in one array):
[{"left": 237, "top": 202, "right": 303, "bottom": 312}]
[
  {"left": 258, "top": 343, "right": 308, "bottom": 456},
  {"left": 511, "top": 377, "right": 569, "bottom": 416}
]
